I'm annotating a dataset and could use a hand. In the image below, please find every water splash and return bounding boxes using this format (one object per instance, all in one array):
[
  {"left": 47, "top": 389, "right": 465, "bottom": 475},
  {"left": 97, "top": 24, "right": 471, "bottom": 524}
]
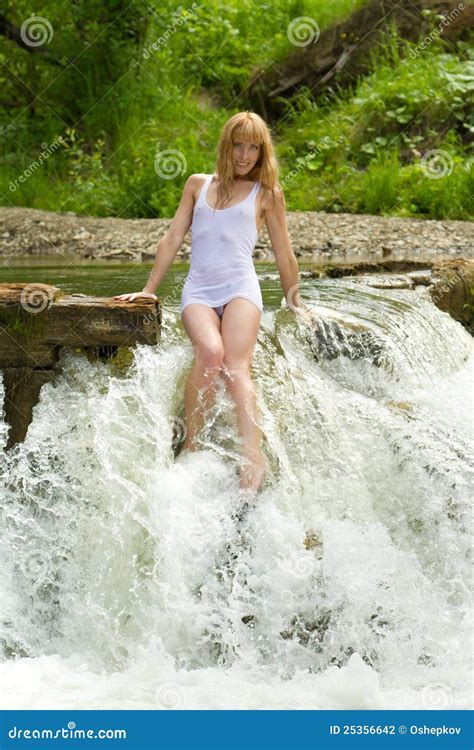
[{"left": 0, "top": 281, "right": 472, "bottom": 709}]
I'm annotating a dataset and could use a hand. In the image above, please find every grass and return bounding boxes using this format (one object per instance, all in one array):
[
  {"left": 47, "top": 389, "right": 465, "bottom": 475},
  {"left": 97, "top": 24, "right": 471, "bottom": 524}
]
[
  {"left": 0, "top": 307, "right": 49, "bottom": 339},
  {"left": 276, "top": 28, "right": 474, "bottom": 219},
  {"left": 0, "top": 2, "right": 472, "bottom": 220}
]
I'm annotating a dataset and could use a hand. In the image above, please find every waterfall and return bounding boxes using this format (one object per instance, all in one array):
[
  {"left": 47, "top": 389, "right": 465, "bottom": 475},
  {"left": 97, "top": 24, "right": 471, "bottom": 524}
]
[{"left": 0, "top": 279, "right": 472, "bottom": 709}]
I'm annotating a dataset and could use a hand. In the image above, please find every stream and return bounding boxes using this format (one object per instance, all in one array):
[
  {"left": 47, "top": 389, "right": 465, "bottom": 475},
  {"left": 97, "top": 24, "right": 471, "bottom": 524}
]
[{"left": 0, "top": 264, "right": 472, "bottom": 709}]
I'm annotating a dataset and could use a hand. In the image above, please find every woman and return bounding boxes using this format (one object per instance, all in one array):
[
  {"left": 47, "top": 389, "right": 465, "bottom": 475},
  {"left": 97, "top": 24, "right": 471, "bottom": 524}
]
[{"left": 114, "top": 111, "right": 305, "bottom": 492}]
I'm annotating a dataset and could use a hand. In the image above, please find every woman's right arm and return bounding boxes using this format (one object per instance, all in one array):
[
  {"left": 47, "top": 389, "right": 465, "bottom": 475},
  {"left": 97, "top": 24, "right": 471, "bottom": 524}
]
[{"left": 113, "top": 174, "right": 198, "bottom": 302}]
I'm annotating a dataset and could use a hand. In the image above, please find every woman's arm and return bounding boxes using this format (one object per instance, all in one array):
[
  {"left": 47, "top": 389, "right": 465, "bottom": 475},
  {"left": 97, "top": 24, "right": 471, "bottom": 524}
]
[
  {"left": 263, "top": 186, "right": 302, "bottom": 309},
  {"left": 114, "top": 174, "right": 198, "bottom": 301}
]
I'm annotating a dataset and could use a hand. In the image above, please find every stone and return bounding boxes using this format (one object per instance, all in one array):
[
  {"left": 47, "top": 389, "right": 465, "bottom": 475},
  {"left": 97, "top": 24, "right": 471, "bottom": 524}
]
[
  {"left": 0, "top": 283, "right": 161, "bottom": 448},
  {"left": 429, "top": 258, "right": 474, "bottom": 334}
]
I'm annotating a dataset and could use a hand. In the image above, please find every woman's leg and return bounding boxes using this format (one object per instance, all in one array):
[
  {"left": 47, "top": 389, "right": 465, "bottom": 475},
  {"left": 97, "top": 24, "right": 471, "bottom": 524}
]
[
  {"left": 181, "top": 303, "right": 224, "bottom": 451},
  {"left": 220, "top": 298, "right": 267, "bottom": 491}
]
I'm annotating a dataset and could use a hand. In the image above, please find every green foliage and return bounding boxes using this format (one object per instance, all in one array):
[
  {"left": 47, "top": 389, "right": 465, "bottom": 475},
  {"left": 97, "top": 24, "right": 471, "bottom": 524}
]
[
  {"left": 0, "top": 306, "right": 47, "bottom": 338},
  {"left": 277, "top": 26, "right": 474, "bottom": 218},
  {"left": 0, "top": 0, "right": 472, "bottom": 219}
]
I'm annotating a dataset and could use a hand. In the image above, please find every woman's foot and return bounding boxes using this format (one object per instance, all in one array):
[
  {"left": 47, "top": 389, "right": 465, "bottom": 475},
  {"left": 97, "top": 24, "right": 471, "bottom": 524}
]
[
  {"left": 239, "top": 453, "right": 269, "bottom": 493},
  {"left": 174, "top": 438, "right": 199, "bottom": 459}
]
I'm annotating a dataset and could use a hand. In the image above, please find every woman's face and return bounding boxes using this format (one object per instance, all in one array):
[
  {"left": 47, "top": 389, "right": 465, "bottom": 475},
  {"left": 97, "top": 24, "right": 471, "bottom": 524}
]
[{"left": 232, "top": 138, "right": 260, "bottom": 177}]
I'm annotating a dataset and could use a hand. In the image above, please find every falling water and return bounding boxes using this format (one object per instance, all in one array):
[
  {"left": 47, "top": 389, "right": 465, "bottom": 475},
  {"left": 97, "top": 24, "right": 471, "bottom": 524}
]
[{"left": 0, "top": 277, "right": 472, "bottom": 709}]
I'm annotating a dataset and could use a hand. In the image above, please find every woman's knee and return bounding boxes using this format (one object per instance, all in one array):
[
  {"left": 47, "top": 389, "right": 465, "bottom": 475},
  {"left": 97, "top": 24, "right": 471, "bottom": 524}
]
[{"left": 195, "top": 342, "right": 225, "bottom": 376}]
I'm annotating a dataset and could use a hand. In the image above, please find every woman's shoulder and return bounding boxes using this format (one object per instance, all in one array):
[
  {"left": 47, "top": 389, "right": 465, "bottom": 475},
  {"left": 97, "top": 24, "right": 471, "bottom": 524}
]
[
  {"left": 187, "top": 172, "right": 212, "bottom": 185},
  {"left": 258, "top": 182, "right": 284, "bottom": 211},
  {"left": 184, "top": 173, "right": 212, "bottom": 203}
]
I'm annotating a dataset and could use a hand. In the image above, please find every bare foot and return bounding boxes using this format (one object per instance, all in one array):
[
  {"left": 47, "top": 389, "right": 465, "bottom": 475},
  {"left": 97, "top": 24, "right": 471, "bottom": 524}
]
[
  {"left": 239, "top": 454, "right": 269, "bottom": 493},
  {"left": 174, "top": 440, "right": 198, "bottom": 459}
]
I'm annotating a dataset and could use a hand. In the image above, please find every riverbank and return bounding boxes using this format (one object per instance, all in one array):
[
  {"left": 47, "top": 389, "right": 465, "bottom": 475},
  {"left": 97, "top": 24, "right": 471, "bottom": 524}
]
[{"left": 0, "top": 206, "right": 472, "bottom": 264}]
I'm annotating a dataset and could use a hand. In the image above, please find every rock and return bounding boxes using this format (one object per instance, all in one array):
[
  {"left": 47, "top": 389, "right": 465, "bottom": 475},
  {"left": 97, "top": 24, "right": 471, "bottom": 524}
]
[
  {"left": 353, "top": 274, "right": 415, "bottom": 289},
  {"left": 304, "top": 532, "right": 323, "bottom": 554},
  {"left": 386, "top": 400, "right": 413, "bottom": 412},
  {"left": 72, "top": 229, "right": 93, "bottom": 240},
  {"left": 407, "top": 269, "right": 432, "bottom": 285},
  {"left": 0, "top": 206, "right": 472, "bottom": 263},
  {"left": 2, "top": 367, "right": 56, "bottom": 448},
  {"left": 429, "top": 258, "right": 474, "bottom": 334},
  {"left": 0, "top": 283, "right": 161, "bottom": 448}
]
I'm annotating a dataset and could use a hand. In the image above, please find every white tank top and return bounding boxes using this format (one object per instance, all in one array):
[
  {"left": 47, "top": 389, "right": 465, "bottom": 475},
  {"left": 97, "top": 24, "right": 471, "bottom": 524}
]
[{"left": 180, "top": 174, "right": 263, "bottom": 313}]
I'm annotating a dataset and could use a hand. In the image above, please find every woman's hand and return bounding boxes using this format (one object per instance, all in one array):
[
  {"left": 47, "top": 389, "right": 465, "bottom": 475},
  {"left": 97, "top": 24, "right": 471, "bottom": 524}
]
[
  {"left": 113, "top": 291, "right": 158, "bottom": 303},
  {"left": 287, "top": 300, "right": 318, "bottom": 328},
  {"left": 294, "top": 305, "right": 317, "bottom": 328},
  {"left": 281, "top": 294, "right": 316, "bottom": 327}
]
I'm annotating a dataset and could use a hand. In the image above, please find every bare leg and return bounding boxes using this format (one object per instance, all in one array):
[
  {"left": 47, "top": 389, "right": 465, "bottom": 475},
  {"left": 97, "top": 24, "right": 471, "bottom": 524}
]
[
  {"left": 220, "top": 298, "right": 267, "bottom": 491},
  {"left": 181, "top": 304, "right": 224, "bottom": 451}
]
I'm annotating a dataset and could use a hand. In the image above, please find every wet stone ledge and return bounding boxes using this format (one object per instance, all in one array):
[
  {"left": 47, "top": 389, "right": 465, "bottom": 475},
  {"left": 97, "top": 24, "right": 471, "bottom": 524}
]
[{"left": 0, "top": 283, "right": 160, "bottom": 449}]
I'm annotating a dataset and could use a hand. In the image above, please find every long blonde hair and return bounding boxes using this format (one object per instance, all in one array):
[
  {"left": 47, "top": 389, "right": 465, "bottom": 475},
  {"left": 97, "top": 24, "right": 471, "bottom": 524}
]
[{"left": 212, "top": 111, "right": 283, "bottom": 210}]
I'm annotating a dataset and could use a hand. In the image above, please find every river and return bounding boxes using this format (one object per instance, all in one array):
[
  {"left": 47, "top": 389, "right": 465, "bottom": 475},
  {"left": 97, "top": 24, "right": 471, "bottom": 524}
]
[{"left": 0, "top": 263, "right": 472, "bottom": 709}]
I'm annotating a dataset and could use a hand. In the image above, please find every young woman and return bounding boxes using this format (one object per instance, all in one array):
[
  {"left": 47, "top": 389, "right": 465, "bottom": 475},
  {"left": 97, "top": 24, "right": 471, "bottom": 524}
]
[{"left": 114, "top": 111, "right": 306, "bottom": 492}]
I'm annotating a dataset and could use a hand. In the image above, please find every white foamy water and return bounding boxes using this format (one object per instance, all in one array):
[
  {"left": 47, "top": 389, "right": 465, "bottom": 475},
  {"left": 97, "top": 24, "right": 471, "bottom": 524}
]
[{"left": 0, "top": 281, "right": 472, "bottom": 710}]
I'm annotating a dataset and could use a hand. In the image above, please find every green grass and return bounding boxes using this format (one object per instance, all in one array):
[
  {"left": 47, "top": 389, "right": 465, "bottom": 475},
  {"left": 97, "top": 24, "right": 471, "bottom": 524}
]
[
  {"left": 0, "top": 2, "right": 472, "bottom": 220},
  {"left": 0, "top": 307, "right": 48, "bottom": 339},
  {"left": 276, "top": 29, "right": 474, "bottom": 219}
]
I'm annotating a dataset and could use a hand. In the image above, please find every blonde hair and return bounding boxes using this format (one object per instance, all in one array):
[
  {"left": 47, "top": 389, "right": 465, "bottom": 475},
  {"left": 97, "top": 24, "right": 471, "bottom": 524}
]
[{"left": 212, "top": 111, "right": 283, "bottom": 210}]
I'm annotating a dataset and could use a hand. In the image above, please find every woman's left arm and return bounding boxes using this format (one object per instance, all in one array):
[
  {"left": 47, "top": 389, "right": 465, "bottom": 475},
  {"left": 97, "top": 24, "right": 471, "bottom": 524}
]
[{"left": 264, "top": 186, "right": 301, "bottom": 309}]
